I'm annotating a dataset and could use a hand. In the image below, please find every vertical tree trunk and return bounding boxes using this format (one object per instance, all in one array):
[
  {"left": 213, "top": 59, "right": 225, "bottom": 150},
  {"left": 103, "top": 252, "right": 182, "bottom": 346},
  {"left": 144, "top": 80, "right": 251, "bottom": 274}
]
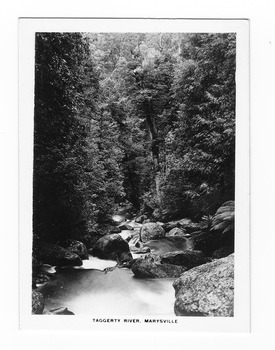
[{"left": 145, "top": 108, "right": 161, "bottom": 207}]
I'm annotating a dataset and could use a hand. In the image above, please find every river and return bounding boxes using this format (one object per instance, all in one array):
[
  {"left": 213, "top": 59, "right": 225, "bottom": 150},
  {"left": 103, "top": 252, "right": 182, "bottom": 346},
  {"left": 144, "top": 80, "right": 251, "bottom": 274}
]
[{"left": 37, "top": 215, "right": 191, "bottom": 316}]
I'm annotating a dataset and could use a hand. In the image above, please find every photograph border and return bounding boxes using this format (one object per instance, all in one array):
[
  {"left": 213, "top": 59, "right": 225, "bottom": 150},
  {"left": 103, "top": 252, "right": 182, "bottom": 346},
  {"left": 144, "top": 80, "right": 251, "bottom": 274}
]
[{"left": 19, "top": 17, "right": 250, "bottom": 332}]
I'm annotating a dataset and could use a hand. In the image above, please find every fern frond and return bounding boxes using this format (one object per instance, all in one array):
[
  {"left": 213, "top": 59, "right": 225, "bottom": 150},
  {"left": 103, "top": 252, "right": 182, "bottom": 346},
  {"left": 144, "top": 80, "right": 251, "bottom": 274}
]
[{"left": 211, "top": 201, "right": 234, "bottom": 235}]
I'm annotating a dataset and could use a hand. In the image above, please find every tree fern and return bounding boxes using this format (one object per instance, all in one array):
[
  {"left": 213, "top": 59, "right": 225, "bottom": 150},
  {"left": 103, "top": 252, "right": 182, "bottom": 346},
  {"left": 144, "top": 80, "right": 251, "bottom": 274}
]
[{"left": 211, "top": 201, "right": 234, "bottom": 234}]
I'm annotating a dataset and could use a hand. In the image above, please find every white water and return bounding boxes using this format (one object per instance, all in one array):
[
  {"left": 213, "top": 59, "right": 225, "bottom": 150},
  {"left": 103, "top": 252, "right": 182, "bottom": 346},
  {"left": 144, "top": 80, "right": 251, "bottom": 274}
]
[
  {"left": 38, "top": 266, "right": 175, "bottom": 316},
  {"left": 37, "top": 215, "right": 190, "bottom": 316},
  {"left": 73, "top": 256, "right": 117, "bottom": 270}
]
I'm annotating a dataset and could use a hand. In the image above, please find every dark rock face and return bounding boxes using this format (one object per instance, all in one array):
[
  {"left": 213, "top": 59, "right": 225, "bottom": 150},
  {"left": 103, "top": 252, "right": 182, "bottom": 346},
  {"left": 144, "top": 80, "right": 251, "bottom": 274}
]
[
  {"left": 32, "top": 291, "right": 45, "bottom": 314},
  {"left": 166, "top": 227, "right": 186, "bottom": 237},
  {"left": 58, "top": 239, "right": 89, "bottom": 260},
  {"left": 33, "top": 242, "right": 83, "bottom": 267},
  {"left": 140, "top": 223, "right": 165, "bottom": 242},
  {"left": 192, "top": 231, "right": 234, "bottom": 257},
  {"left": 160, "top": 250, "right": 206, "bottom": 269},
  {"left": 212, "top": 246, "right": 234, "bottom": 259},
  {"left": 132, "top": 256, "right": 187, "bottom": 278},
  {"left": 173, "top": 254, "right": 234, "bottom": 317},
  {"left": 90, "top": 234, "right": 132, "bottom": 262}
]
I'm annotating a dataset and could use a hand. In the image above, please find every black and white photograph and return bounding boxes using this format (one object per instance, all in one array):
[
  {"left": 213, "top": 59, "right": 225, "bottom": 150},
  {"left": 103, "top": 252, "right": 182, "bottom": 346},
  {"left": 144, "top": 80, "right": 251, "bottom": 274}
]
[{"left": 19, "top": 18, "right": 250, "bottom": 331}]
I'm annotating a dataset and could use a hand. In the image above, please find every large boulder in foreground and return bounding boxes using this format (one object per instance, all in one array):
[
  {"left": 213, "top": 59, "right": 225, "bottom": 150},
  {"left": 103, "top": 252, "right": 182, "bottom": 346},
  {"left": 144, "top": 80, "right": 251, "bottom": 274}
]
[
  {"left": 140, "top": 223, "right": 165, "bottom": 242},
  {"left": 131, "top": 255, "right": 187, "bottom": 278},
  {"left": 160, "top": 250, "right": 206, "bottom": 269},
  {"left": 33, "top": 242, "right": 83, "bottom": 267},
  {"left": 32, "top": 291, "right": 45, "bottom": 314},
  {"left": 173, "top": 254, "right": 234, "bottom": 317},
  {"left": 90, "top": 234, "right": 132, "bottom": 262},
  {"left": 58, "top": 239, "right": 89, "bottom": 260}
]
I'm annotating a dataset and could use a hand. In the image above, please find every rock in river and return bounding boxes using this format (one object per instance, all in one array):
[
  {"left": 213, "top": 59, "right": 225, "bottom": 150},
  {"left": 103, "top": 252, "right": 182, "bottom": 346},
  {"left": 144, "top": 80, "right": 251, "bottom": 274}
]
[
  {"left": 90, "top": 234, "right": 132, "bottom": 262},
  {"left": 135, "top": 215, "right": 148, "bottom": 224},
  {"left": 140, "top": 222, "right": 165, "bottom": 242},
  {"left": 160, "top": 250, "right": 206, "bottom": 269},
  {"left": 163, "top": 218, "right": 201, "bottom": 233},
  {"left": 166, "top": 227, "right": 186, "bottom": 237},
  {"left": 131, "top": 255, "right": 187, "bottom": 278},
  {"left": 58, "top": 239, "right": 89, "bottom": 260},
  {"left": 49, "top": 307, "right": 75, "bottom": 315},
  {"left": 33, "top": 242, "right": 83, "bottom": 267},
  {"left": 173, "top": 254, "right": 234, "bottom": 317}
]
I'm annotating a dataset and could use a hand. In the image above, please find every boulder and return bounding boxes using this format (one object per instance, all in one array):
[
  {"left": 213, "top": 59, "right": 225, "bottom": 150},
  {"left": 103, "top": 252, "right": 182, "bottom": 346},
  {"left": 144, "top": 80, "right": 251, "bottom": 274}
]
[
  {"left": 90, "top": 234, "right": 132, "bottom": 262},
  {"left": 143, "top": 218, "right": 156, "bottom": 223},
  {"left": 177, "top": 218, "right": 201, "bottom": 233},
  {"left": 212, "top": 246, "right": 234, "bottom": 259},
  {"left": 173, "top": 254, "right": 234, "bottom": 317},
  {"left": 58, "top": 239, "right": 89, "bottom": 260},
  {"left": 160, "top": 250, "right": 206, "bottom": 269},
  {"left": 140, "top": 223, "right": 165, "bottom": 242},
  {"left": 163, "top": 218, "right": 201, "bottom": 233},
  {"left": 32, "top": 291, "right": 45, "bottom": 314},
  {"left": 33, "top": 242, "right": 83, "bottom": 267},
  {"left": 135, "top": 215, "right": 148, "bottom": 224},
  {"left": 166, "top": 227, "right": 186, "bottom": 237},
  {"left": 49, "top": 307, "right": 75, "bottom": 315},
  {"left": 132, "top": 256, "right": 187, "bottom": 278}
]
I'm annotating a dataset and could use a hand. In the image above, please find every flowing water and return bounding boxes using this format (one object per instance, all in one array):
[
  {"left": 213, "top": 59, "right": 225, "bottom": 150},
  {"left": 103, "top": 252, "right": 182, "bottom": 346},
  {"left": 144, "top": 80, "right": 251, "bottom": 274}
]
[{"left": 37, "top": 215, "right": 191, "bottom": 316}]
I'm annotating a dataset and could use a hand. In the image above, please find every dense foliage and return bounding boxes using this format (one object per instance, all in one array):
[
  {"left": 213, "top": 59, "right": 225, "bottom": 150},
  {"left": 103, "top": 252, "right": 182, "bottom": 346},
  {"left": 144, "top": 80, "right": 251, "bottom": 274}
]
[{"left": 33, "top": 32, "right": 235, "bottom": 244}]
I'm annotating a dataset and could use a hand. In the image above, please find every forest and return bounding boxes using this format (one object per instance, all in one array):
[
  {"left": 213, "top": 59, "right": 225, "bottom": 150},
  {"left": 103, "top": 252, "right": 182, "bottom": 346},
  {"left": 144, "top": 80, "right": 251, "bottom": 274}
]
[
  {"left": 33, "top": 32, "right": 235, "bottom": 245},
  {"left": 32, "top": 31, "right": 236, "bottom": 317}
]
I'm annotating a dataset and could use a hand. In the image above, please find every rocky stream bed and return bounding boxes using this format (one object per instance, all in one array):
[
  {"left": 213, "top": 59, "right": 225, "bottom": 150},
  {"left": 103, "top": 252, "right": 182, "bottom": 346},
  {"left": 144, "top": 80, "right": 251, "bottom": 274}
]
[{"left": 32, "top": 215, "right": 234, "bottom": 317}]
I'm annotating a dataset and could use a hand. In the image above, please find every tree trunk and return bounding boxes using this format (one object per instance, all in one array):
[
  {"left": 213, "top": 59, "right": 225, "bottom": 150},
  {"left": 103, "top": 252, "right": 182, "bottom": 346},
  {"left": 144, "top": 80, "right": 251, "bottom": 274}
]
[{"left": 145, "top": 109, "right": 161, "bottom": 206}]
